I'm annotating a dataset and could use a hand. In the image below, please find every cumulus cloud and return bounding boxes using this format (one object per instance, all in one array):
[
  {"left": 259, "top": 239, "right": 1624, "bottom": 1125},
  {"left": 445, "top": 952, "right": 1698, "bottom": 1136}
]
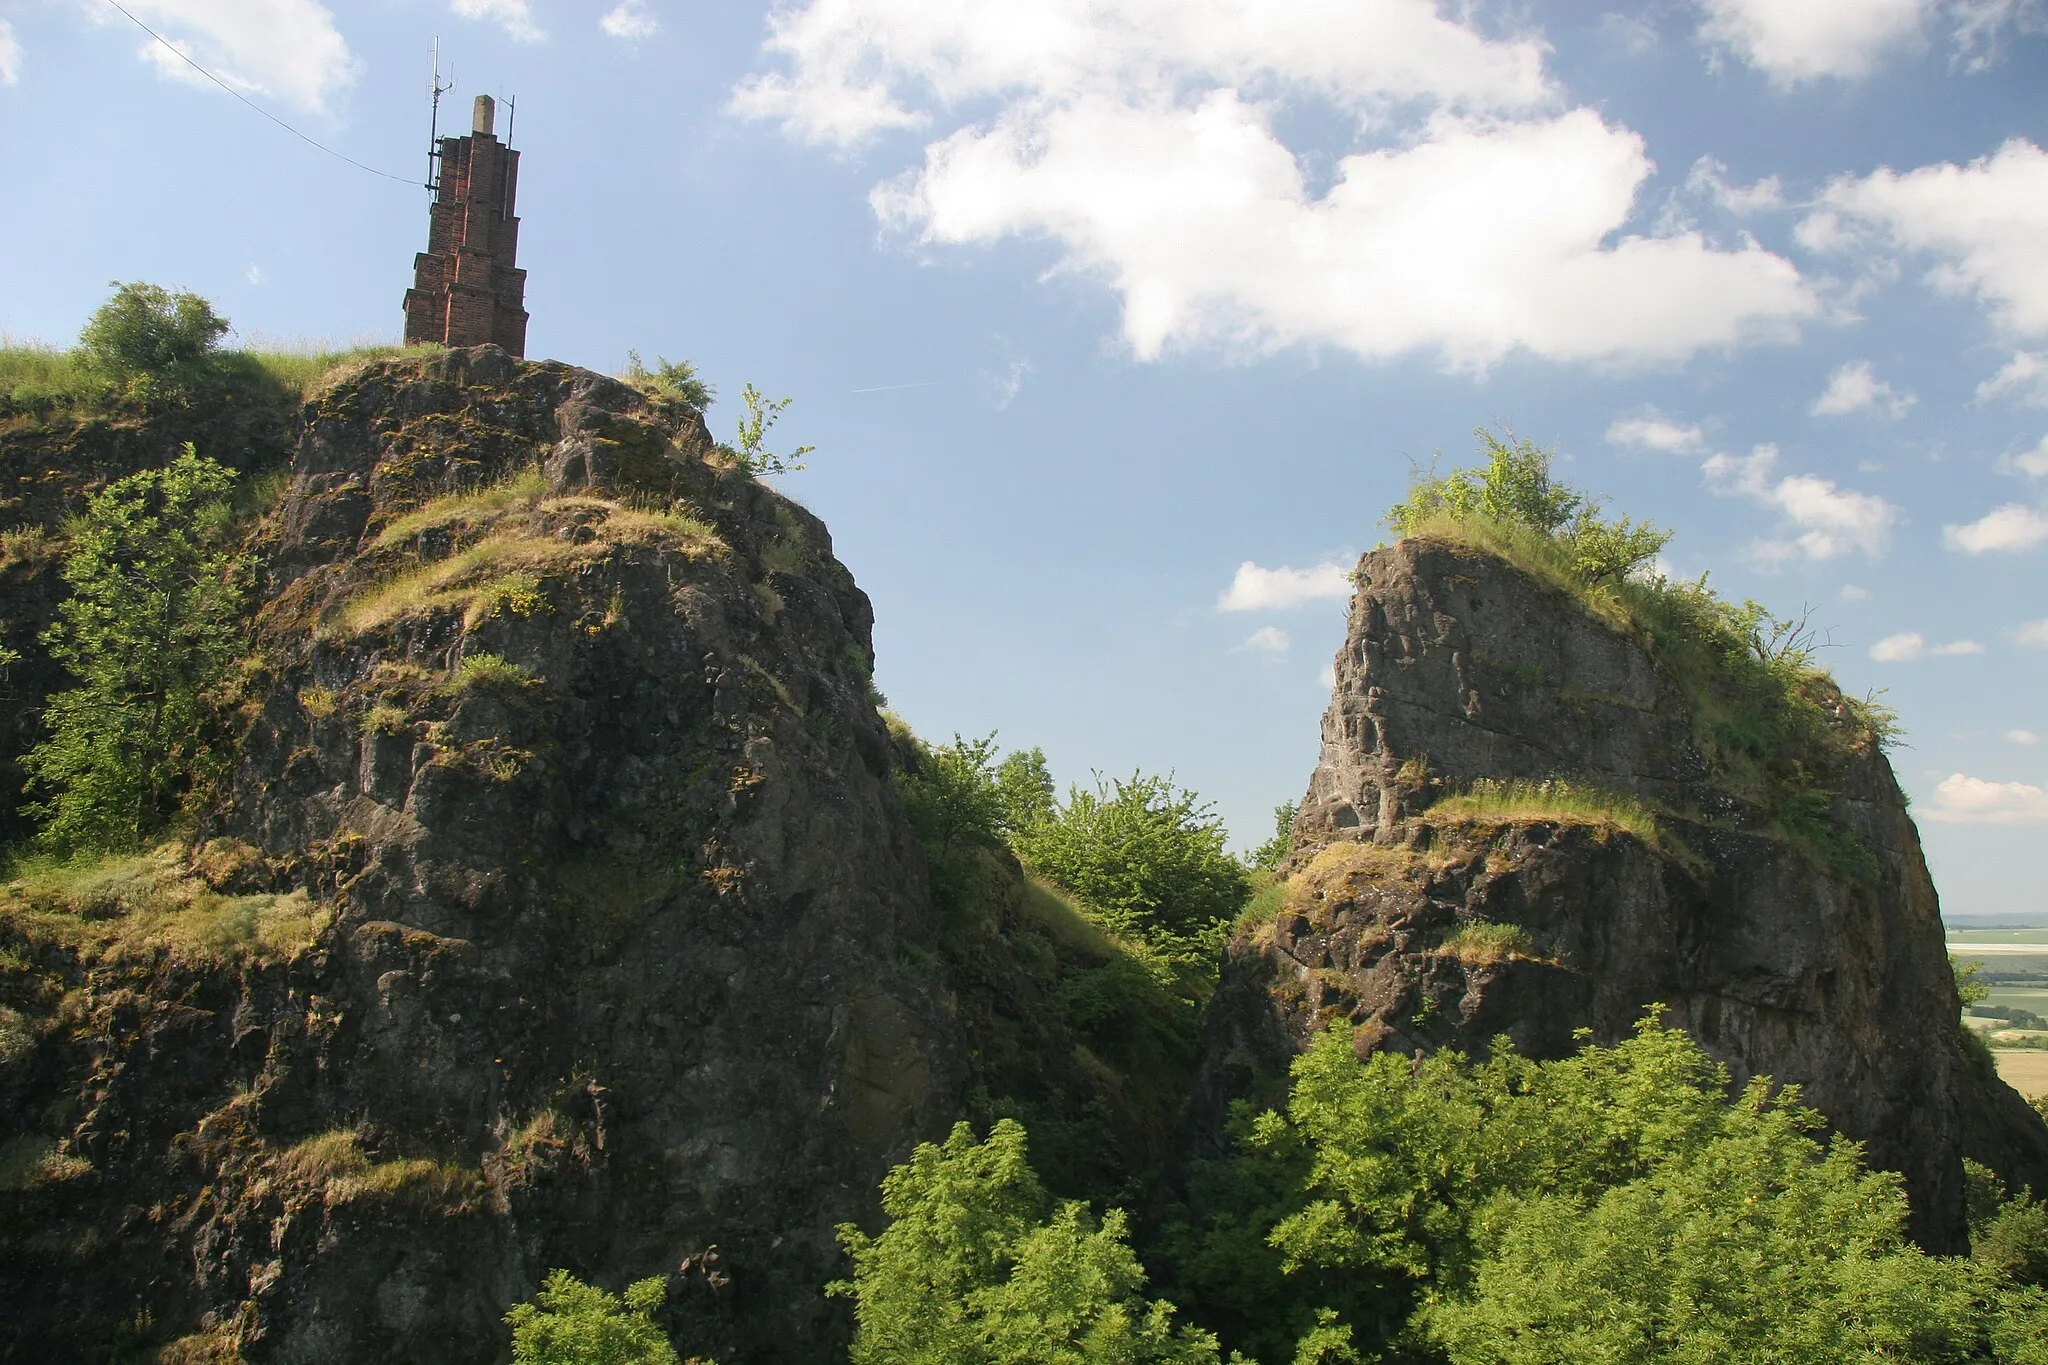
[
  {"left": 1979, "top": 351, "right": 2048, "bottom": 405},
  {"left": 0, "top": 19, "right": 21, "bottom": 84},
  {"left": 104, "top": 0, "right": 357, "bottom": 113},
  {"left": 601, "top": 1, "right": 658, "bottom": 39},
  {"left": 1811, "top": 360, "right": 1916, "bottom": 417},
  {"left": 1944, "top": 503, "right": 2048, "bottom": 552},
  {"left": 2012, "top": 617, "right": 2048, "bottom": 647},
  {"left": 1217, "top": 561, "right": 1352, "bottom": 612},
  {"left": 2000, "top": 435, "right": 2048, "bottom": 477},
  {"left": 1686, "top": 155, "right": 1785, "bottom": 214},
  {"left": 1922, "top": 772, "right": 2048, "bottom": 823},
  {"left": 2010, "top": 729, "right": 2042, "bottom": 746},
  {"left": 1238, "top": 626, "right": 1291, "bottom": 654},
  {"left": 1704, "top": 444, "right": 1899, "bottom": 559},
  {"left": 451, "top": 0, "right": 545, "bottom": 44},
  {"left": 738, "top": 0, "right": 1818, "bottom": 370},
  {"left": 1808, "top": 139, "right": 2048, "bottom": 336},
  {"left": 1695, "top": 0, "right": 1932, "bottom": 83},
  {"left": 1842, "top": 583, "right": 1871, "bottom": 599},
  {"left": 1934, "top": 639, "right": 1987, "bottom": 655},
  {"left": 1607, "top": 412, "right": 1707, "bottom": 454}
]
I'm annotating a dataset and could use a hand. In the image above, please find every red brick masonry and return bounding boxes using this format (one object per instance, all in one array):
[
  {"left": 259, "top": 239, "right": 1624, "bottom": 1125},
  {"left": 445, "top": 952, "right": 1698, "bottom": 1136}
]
[{"left": 403, "top": 95, "right": 528, "bottom": 355}]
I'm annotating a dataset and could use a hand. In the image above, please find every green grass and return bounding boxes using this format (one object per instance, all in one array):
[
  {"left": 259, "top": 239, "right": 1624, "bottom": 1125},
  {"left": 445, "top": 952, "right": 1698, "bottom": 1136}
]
[
  {"left": 1949, "top": 929, "right": 2048, "bottom": 944},
  {"left": 371, "top": 466, "right": 552, "bottom": 549},
  {"left": 1437, "top": 919, "right": 1538, "bottom": 964},
  {"left": 443, "top": 650, "right": 539, "bottom": 694},
  {"left": 1419, "top": 777, "right": 1707, "bottom": 875},
  {"left": 0, "top": 845, "right": 327, "bottom": 965},
  {"left": 0, "top": 339, "right": 439, "bottom": 418},
  {"left": 273, "top": 1129, "right": 481, "bottom": 1210}
]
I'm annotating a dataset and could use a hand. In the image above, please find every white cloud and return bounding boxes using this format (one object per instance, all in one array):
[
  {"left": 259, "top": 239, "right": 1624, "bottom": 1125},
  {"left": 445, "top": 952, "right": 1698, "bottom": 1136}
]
[
  {"left": 1922, "top": 772, "right": 2048, "bottom": 823},
  {"left": 1979, "top": 351, "right": 2048, "bottom": 405},
  {"left": 2013, "top": 617, "right": 2048, "bottom": 647},
  {"left": 1217, "top": 560, "right": 1351, "bottom": 612},
  {"left": 1607, "top": 412, "right": 1707, "bottom": 454},
  {"left": 451, "top": 0, "right": 545, "bottom": 44},
  {"left": 1871, "top": 632, "right": 1926, "bottom": 661},
  {"left": 2009, "top": 729, "right": 2042, "bottom": 746},
  {"left": 1841, "top": 583, "right": 1871, "bottom": 600},
  {"left": 1318, "top": 661, "right": 1338, "bottom": 689},
  {"left": 1686, "top": 156, "right": 1785, "bottom": 214},
  {"left": 1933, "top": 638, "right": 1987, "bottom": 655},
  {"left": 1944, "top": 503, "right": 2048, "bottom": 552},
  {"left": 739, "top": 0, "right": 1818, "bottom": 370},
  {"left": 245, "top": 264, "right": 264, "bottom": 285},
  {"left": 1811, "top": 359, "right": 1916, "bottom": 417},
  {"left": 601, "top": 1, "right": 658, "bottom": 39},
  {"left": 1597, "top": 12, "right": 1661, "bottom": 56},
  {"left": 1704, "top": 444, "right": 1899, "bottom": 559},
  {"left": 2001, "top": 435, "right": 2048, "bottom": 477},
  {"left": 1809, "top": 139, "right": 2048, "bottom": 336},
  {"left": 1950, "top": 0, "right": 2048, "bottom": 70},
  {"left": 1696, "top": 0, "right": 1932, "bottom": 83},
  {"left": 0, "top": 19, "right": 21, "bottom": 84},
  {"left": 106, "top": 0, "right": 357, "bottom": 114},
  {"left": 985, "top": 358, "right": 1031, "bottom": 409},
  {"left": 1238, "top": 626, "right": 1291, "bottom": 654}
]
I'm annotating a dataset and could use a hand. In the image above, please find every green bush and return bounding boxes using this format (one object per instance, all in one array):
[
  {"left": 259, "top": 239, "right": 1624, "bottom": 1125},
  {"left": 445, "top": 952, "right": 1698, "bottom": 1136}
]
[
  {"left": 1248, "top": 802, "right": 1295, "bottom": 873},
  {"left": 623, "top": 351, "right": 714, "bottom": 409},
  {"left": 830, "top": 1119, "right": 1225, "bottom": 1365},
  {"left": 1013, "top": 773, "right": 1250, "bottom": 962},
  {"left": 23, "top": 448, "right": 247, "bottom": 852},
  {"left": 76, "top": 282, "right": 231, "bottom": 411},
  {"left": 1164, "top": 1012, "right": 2048, "bottom": 1363},
  {"left": 505, "top": 1270, "right": 681, "bottom": 1365}
]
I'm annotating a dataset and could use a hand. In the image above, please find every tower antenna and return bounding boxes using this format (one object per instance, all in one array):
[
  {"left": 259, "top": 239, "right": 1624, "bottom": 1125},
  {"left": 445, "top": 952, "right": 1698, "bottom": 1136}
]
[
  {"left": 426, "top": 38, "right": 455, "bottom": 193},
  {"left": 504, "top": 94, "right": 516, "bottom": 148}
]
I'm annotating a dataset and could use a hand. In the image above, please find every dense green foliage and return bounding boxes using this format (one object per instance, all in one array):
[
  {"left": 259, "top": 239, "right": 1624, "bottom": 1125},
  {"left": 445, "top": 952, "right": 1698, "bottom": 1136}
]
[
  {"left": 1386, "top": 430, "right": 1671, "bottom": 583},
  {"left": 831, "top": 1120, "right": 1226, "bottom": 1365},
  {"left": 76, "top": 282, "right": 231, "bottom": 412},
  {"left": 1011, "top": 773, "right": 1250, "bottom": 965},
  {"left": 22, "top": 449, "right": 247, "bottom": 852},
  {"left": 505, "top": 1270, "right": 681, "bottom": 1365},
  {"left": 1154, "top": 1013, "right": 2048, "bottom": 1363}
]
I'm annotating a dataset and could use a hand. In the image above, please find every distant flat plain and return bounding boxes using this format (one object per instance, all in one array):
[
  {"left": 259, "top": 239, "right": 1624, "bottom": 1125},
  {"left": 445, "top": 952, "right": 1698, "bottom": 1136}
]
[{"left": 1946, "top": 926, "right": 2048, "bottom": 1099}]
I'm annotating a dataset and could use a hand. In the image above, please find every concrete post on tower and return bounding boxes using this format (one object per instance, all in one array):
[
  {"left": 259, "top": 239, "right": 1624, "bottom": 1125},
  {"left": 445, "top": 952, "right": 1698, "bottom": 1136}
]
[{"left": 402, "top": 93, "right": 529, "bottom": 355}]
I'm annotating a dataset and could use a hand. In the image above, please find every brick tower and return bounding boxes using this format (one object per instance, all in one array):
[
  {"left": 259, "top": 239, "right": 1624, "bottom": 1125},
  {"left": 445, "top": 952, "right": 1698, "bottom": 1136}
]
[{"left": 403, "top": 94, "right": 528, "bottom": 355}]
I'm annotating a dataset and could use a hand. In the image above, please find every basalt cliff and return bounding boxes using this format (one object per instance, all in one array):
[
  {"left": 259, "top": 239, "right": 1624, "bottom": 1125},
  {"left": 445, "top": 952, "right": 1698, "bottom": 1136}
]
[
  {"left": 1197, "top": 537, "right": 2048, "bottom": 1251},
  {"left": 0, "top": 348, "right": 964, "bottom": 1362}
]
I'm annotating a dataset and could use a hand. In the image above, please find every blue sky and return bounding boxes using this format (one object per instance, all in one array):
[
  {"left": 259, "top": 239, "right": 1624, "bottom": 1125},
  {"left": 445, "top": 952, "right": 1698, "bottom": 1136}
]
[{"left": 2, "top": 0, "right": 2045, "bottom": 916}]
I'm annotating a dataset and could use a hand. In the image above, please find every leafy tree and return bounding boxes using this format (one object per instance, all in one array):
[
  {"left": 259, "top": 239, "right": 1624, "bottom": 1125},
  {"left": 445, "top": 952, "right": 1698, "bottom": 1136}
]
[
  {"left": 993, "top": 746, "right": 1055, "bottom": 833},
  {"left": 77, "top": 281, "right": 230, "bottom": 411},
  {"left": 1013, "top": 773, "right": 1250, "bottom": 955},
  {"left": 830, "top": 1118, "right": 1226, "bottom": 1365},
  {"left": 1249, "top": 802, "right": 1296, "bottom": 873},
  {"left": 1172, "top": 1013, "right": 2048, "bottom": 1363},
  {"left": 623, "top": 351, "right": 715, "bottom": 409},
  {"left": 1385, "top": 429, "right": 1669, "bottom": 584},
  {"left": 505, "top": 1270, "right": 681, "bottom": 1365},
  {"left": 23, "top": 448, "right": 246, "bottom": 852}
]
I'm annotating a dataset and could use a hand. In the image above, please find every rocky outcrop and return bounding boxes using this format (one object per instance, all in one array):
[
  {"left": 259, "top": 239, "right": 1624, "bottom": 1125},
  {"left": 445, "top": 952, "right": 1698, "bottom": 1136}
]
[
  {"left": 0, "top": 347, "right": 959, "bottom": 1362},
  {"left": 1198, "top": 537, "right": 2048, "bottom": 1252}
]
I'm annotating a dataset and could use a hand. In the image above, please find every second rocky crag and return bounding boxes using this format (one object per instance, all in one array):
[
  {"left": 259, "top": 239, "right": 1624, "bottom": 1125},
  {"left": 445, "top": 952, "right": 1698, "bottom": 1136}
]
[{"left": 1200, "top": 530, "right": 2048, "bottom": 1252}]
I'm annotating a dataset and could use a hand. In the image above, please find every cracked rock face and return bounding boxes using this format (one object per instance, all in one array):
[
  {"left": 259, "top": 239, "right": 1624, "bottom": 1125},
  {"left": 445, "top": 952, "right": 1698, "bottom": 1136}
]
[
  {"left": 1196, "top": 538, "right": 2048, "bottom": 1250},
  {"left": 0, "top": 348, "right": 959, "bottom": 1363}
]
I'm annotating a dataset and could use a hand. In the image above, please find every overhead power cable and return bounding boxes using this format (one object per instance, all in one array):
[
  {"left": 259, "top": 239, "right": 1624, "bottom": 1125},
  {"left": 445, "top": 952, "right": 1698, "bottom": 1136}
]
[{"left": 102, "top": 0, "right": 418, "bottom": 186}]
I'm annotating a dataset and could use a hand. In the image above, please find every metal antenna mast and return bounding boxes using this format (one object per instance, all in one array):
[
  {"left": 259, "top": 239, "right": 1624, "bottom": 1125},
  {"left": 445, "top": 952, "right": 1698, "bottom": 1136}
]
[{"left": 426, "top": 38, "right": 455, "bottom": 193}]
